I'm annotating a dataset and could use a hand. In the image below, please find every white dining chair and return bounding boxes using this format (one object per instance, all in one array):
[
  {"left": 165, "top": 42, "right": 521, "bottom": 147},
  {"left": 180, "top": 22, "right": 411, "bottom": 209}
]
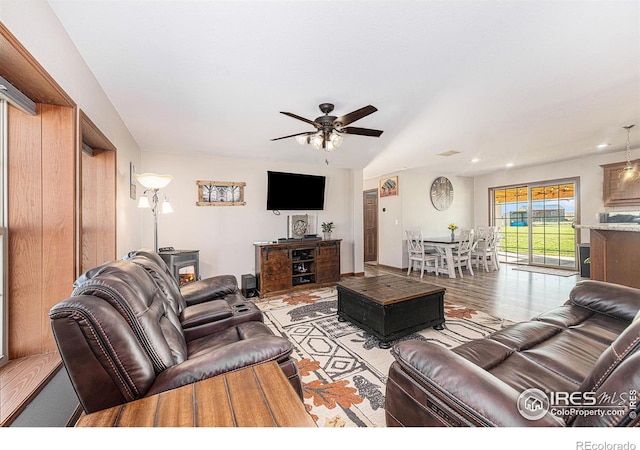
[
  {"left": 471, "top": 227, "right": 499, "bottom": 271},
  {"left": 492, "top": 225, "right": 502, "bottom": 270},
  {"left": 451, "top": 228, "right": 475, "bottom": 278},
  {"left": 406, "top": 230, "right": 438, "bottom": 278}
]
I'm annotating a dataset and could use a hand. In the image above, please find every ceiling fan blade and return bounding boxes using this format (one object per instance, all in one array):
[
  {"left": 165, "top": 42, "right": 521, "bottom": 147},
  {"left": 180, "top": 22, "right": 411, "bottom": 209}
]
[
  {"left": 341, "top": 126, "right": 384, "bottom": 137},
  {"left": 334, "top": 105, "right": 378, "bottom": 127},
  {"left": 271, "top": 131, "right": 315, "bottom": 141},
  {"left": 279, "top": 111, "right": 319, "bottom": 127}
]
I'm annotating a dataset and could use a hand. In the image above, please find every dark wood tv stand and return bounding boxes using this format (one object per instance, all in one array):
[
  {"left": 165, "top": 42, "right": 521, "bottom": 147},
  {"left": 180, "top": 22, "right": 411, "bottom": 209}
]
[{"left": 254, "top": 239, "right": 341, "bottom": 297}]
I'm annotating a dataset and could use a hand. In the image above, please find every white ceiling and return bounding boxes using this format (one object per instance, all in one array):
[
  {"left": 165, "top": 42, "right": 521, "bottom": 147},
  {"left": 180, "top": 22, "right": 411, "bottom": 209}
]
[{"left": 47, "top": 0, "right": 640, "bottom": 179}]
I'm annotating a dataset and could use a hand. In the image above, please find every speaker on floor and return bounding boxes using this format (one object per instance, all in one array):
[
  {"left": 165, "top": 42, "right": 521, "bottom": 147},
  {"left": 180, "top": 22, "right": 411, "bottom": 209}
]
[{"left": 241, "top": 274, "right": 258, "bottom": 298}]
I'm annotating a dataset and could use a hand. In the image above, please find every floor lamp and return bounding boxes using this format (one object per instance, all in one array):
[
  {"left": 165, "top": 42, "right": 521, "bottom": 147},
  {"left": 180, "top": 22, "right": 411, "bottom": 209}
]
[{"left": 135, "top": 173, "right": 174, "bottom": 252}]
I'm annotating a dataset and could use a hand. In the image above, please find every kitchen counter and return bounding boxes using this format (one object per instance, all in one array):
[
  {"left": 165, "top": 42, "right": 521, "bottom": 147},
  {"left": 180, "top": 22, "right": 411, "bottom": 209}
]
[{"left": 575, "top": 224, "right": 640, "bottom": 232}]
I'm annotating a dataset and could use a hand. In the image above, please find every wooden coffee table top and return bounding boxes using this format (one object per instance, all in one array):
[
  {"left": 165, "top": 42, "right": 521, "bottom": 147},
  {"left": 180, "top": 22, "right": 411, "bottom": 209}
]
[
  {"left": 337, "top": 275, "right": 445, "bottom": 306},
  {"left": 75, "top": 361, "right": 315, "bottom": 427}
]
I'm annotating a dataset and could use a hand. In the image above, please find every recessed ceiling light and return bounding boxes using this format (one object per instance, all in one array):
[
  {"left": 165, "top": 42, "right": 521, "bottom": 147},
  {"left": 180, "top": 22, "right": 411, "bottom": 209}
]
[
  {"left": 505, "top": 162, "right": 514, "bottom": 167},
  {"left": 597, "top": 143, "right": 610, "bottom": 149},
  {"left": 471, "top": 158, "right": 480, "bottom": 163}
]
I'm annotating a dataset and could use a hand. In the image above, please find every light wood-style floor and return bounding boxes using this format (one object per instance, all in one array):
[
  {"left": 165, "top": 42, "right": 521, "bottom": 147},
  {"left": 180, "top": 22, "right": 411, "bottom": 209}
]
[{"left": 364, "top": 262, "right": 585, "bottom": 322}]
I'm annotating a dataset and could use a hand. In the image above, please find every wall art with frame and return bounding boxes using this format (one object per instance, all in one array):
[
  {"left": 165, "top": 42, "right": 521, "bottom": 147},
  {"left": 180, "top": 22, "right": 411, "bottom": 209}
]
[
  {"left": 196, "top": 180, "right": 246, "bottom": 206},
  {"left": 380, "top": 176, "right": 398, "bottom": 197}
]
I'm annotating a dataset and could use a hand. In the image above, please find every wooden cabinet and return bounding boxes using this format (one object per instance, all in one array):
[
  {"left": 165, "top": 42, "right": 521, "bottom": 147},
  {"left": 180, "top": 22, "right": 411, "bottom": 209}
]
[
  {"left": 589, "top": 228, "right": 640, "bottom": 289},
  {"left": 316, "top": 240, "right": 341, "bottom": 284},
  {"left": 255, "top": 240, "right": 341, "bottom": 296},
  {"left": 601, "top": 160, "right": 640, "bottom": 207}
]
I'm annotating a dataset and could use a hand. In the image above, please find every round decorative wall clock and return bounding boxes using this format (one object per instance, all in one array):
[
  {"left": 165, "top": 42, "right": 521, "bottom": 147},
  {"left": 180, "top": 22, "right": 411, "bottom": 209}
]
[{"left": 430, "top": 176, "right": 454, "bottom": 211}]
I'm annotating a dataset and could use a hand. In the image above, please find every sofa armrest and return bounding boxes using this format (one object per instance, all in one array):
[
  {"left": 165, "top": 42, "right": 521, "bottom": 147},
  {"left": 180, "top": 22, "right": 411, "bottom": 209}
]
[
  {"left": 180, "top": 274, "right": 239, "bottom": 306},
  {"left": 390, "top": 341, "right": 564, "bottom": 427},
  {"left": 569, "top": 280, "right": 640, "bottom": 322},
  {"left": 146, "top": 336, "right": 293, "bottom": 396},
  {"left": 180, "top": 299, "right": 233, "bottom": 329}
]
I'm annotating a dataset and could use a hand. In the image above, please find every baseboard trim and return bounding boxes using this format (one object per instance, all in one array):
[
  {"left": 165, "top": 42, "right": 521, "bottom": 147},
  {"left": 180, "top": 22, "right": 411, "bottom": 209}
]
[{"left": 340, "top": 272, "right": 364, "bottom": 278}]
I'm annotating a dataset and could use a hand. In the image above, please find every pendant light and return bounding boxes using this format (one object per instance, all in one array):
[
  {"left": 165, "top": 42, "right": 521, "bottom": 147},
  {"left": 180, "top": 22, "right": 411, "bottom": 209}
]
[{"left": 619, "top": 125, "right": 639, "bottom": 182}]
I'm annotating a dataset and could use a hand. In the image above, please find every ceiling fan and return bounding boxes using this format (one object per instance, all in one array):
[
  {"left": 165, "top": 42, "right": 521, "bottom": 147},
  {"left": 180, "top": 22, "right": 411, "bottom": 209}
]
[{"left": 271, "top": 103, "right": 383, "bottom": 152}]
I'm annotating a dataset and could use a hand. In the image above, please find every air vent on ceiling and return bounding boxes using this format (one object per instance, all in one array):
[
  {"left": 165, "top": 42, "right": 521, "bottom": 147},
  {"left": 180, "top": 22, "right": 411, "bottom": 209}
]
[{"left": 437, "top": 150, "right": 460, "bottom": 157}]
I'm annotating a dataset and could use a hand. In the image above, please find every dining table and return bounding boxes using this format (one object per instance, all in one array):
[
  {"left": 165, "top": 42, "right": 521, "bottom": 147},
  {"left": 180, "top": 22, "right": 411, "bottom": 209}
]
[
  {"left": 423, "top": 234, "right": 483, "bottom": 278},
  {"left": 421, "top": 236, "right": 461, "bottom": 278}
]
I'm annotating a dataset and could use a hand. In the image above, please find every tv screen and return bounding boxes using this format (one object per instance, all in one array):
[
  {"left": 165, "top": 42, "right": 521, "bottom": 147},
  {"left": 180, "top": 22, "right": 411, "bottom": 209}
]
[{"left": 267, "top": 171, "right": 326, "bottom": 211}]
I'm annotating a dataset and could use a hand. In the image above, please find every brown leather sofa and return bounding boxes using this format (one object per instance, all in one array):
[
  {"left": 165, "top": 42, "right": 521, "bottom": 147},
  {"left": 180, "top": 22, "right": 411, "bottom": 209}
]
[
  {"left": 122, "top": 249, "right": 263, "bottom": 340},
  {"left": 385, "top": 280, "right": 640, "bottom": 427},
  {"left": 50, "top": 254, "right": 302, "bottom": 414}
]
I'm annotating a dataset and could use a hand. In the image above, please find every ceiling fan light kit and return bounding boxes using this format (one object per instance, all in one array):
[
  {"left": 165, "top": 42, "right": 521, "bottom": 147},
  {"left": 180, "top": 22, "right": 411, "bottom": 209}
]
[{"left": 272, "top": 102, "right": 383, "bottom": 153}]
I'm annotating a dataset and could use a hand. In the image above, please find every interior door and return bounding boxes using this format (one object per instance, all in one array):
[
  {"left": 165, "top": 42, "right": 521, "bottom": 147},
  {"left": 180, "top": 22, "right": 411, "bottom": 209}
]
[{"left": 363, "top": 189, "right": 378, "bottom": 262}]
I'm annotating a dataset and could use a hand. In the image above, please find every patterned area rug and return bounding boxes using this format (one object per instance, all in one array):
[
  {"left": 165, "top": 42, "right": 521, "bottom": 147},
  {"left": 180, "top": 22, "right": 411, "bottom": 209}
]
[{"left": 258, "top": 285, "right": 515, "bottom": 427}]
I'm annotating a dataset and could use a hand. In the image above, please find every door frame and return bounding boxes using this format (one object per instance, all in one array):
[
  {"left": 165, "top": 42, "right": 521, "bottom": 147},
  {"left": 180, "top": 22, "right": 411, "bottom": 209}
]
[
  {"left": 489, "top": 177, "right": 580, "bottom": 269},
  {"left": 363, "top": 189, "right": 378, "bottom": 262}
]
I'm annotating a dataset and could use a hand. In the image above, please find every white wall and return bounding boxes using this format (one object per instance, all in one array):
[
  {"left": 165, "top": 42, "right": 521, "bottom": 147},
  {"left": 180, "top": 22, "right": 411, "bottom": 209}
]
[
  {"left": 0, "top": 0, "right": 143, "bottom": 255},
  {"left": 364, "top": 169, "right": 475, "bottom": 268},
  {"left": 140, "top": 151, "right": 358, "bottom": 281},
  {"left": 473, "top": 148, "right": 640, "bottom": 243}
]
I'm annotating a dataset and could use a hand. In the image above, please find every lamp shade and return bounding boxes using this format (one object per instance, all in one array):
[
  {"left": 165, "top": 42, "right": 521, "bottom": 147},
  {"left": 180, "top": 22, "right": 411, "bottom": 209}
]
[
  {"left": 311, "top": 134, "right": 324, "bottom": 150},
  {"left": 137, "top": 195, "right": 150, "bottom": 208},
  {"left": 134, "top": 173, "right": 173, "bottom": 189},
  {"left": 162, "top": 199, "right": 174, "bottom": 214}
]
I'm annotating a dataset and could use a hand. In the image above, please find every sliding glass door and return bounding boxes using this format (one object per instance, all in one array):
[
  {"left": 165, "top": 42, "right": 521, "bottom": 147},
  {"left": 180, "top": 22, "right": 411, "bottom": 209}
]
[{"left": 491, "top": 179, "right": 578, "bottom": 269}]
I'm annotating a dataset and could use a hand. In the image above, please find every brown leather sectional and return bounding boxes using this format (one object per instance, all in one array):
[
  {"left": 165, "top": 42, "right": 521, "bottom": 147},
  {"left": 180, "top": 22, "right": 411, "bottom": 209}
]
[
  {"left": 50, "top": 249, "right": 301, "bottom": 414},
  {"left": 385, "top": 280, "right": 640, "bottom": 427}
]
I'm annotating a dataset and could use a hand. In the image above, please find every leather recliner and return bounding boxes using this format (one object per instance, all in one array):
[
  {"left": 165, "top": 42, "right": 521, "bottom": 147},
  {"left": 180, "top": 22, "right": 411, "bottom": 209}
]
[
  {"left": 122, "top": 249, "right": 263, "bottom": 341},
  {"left": 50, "top": 259, "right": 302, "bottom": 414},
  {"left": 385, "top": 280, "right": 640, "bottom": 427}
]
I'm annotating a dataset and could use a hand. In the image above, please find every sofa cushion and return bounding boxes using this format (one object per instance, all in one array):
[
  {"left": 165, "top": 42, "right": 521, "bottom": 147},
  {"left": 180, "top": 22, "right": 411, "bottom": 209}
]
[
  {"left": 521, "top": 329, "right": 610, "bottom": 385},
  {"left": 148, "top": 322, "right": 295, "bottom": 397},
  {"left": 487, "top": 321, "right": 563, "bottom": 350},
  {"left": 569, "top": 280, "right": 640, "bottom": 322},
  {"left": 124, "top": 250, "right": 186, "bottom": 315},
  {"left": 187, "top": 321, "right": 287, "bottom": 359},
  {"left": 453, "top": 331, "right": 583, "bottom": 394},
  {"left": 72, "top": 260, "right": 188, "bottom": 371},
  {"left": 453, "top": 305, "right": 621, "bottom": 393}
]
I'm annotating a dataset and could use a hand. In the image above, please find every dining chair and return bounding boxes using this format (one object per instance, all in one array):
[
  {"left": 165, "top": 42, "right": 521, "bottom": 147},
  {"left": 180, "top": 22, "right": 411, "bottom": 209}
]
[
  {"left": 492, "top": 225, "right": 502, "bottom": 270},
  {"left": 471, "top": 227, "right": 499, "bottom": 272},
  {"left": 406, "top": 230, "right": 438, "bottom": 278},
  {"left": 474, "top": 226, "right": 493, "bottom": 241},
  {"left": 451, "top": 228, "right": 475, "bottom": 278}
]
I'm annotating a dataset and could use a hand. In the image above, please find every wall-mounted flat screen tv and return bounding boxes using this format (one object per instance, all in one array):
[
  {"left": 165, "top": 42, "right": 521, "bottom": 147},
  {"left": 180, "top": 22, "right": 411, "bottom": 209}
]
[{"left": 266, "top": 171, "right": 326, "bottom": 210}]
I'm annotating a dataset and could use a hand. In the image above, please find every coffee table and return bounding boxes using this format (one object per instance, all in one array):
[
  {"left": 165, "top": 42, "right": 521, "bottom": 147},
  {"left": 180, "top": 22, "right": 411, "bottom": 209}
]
[
  {"left": 75, "top": 361, "right": 315, "bottom": 427},
  {"left": 337, "top": 275, "right": 445, "bottom": 348}
]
